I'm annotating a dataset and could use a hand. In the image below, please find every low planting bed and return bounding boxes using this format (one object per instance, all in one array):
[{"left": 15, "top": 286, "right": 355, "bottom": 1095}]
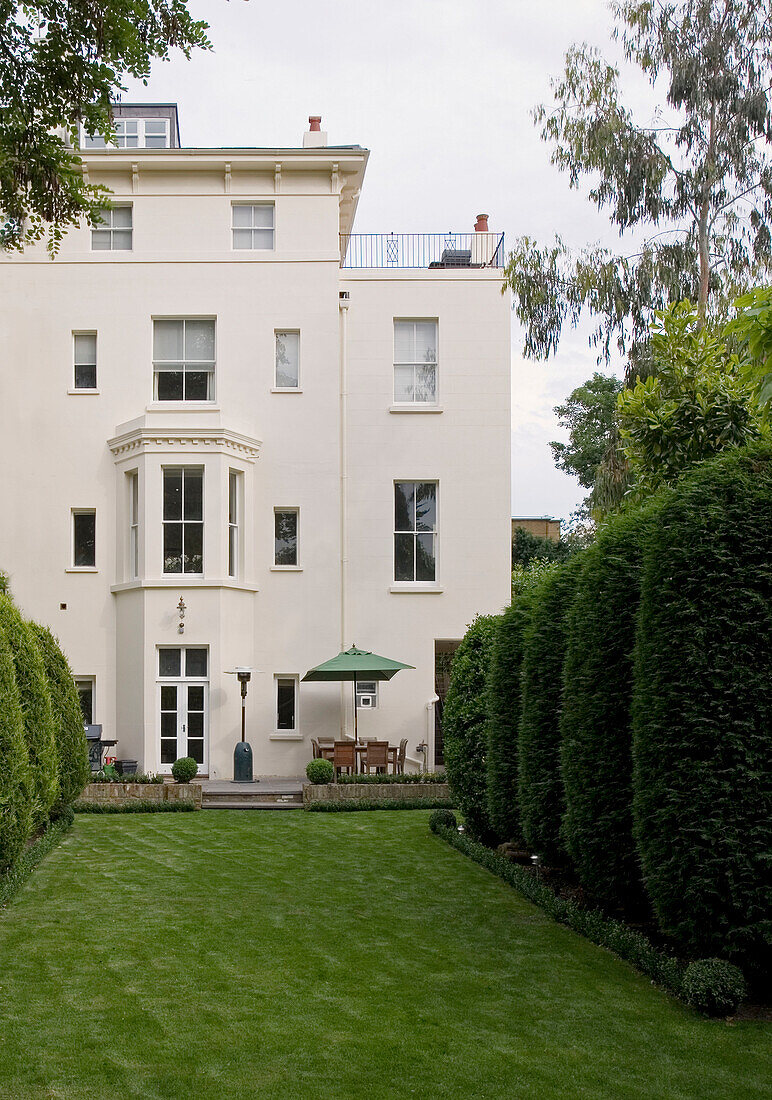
[
  {"left": 303, "top": 780, "right": 451, "bottom": 808},
  {"left": 76, "top": 781, "right": 202, "bottom": 809}
]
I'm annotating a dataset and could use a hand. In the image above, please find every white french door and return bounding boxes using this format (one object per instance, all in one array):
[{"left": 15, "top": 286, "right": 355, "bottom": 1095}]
[{"left": 157, "top": 647, "right": 208, "bottom": 773}]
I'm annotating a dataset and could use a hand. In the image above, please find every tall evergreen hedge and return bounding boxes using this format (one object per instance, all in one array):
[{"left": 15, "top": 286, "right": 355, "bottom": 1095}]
[
  {"left": 518, "top": 558, "right": 582, "bottom": 862},
  {"left": 0, "top": 595, "right": 58, "bottom": 828},
  {"left": 486, "top": 591, "right": 537, "bottom": 843},
  {"left": 442, "top": 613, "right": 501, "bottom": 843},
  {"left": 561, "top": 505, "right": 659, "bottom": 912},
  {"left": 633, "top": 444, "right": 772, "bottom": 979},
  {"left": 32, "top": 625, "right": 90, "bottom": 816},
  {"left": 0, "top": 622, "right": 32, "bottom": 873}
]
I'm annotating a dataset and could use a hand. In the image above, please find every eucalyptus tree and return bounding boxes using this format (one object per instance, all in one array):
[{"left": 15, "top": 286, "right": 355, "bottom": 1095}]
[
  {"left": 0, "top": 2, "right": 210, "bottom": 254},
  {"left": 506, "top": 1, "right": 772, "bottom": 364}
]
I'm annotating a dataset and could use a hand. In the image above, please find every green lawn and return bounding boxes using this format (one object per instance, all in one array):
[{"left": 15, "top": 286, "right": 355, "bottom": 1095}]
[{"left": 0, "top": 812, "right": 769, "bottom": 1100}]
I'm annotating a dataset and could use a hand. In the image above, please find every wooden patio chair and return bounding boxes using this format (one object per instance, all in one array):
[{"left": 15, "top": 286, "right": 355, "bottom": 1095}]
[
  {"left": 396, "top": 738, "right": 408, "bottom": 775},
  {"left": 363, "top": 740, "right": 389, "bottom": 775},
  {"left": 311, "top": 738, "right": 321, "bottom": 759},
  {"left": 333, "top": 740, "right": 356, "bottom": 779}
]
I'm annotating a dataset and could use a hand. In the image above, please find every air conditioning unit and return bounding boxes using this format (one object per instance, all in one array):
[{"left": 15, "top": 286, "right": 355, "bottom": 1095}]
[{"left": 357, "top": 693, "right": 376, "bottom": 709}]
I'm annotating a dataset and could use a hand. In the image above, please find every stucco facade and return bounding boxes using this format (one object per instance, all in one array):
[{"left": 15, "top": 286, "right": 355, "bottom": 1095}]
[{"left": 0, "top": 111, "right": 510, "bottom": 777}]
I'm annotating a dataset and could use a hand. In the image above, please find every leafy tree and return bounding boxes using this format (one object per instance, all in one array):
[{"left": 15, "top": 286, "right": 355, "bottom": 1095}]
[
  {"left": 32, "top": 624, "right": 90, "bottom": 816},
  {"left": 551, "top": 373, "right": 623, "bottom": 488},
  {"left": 727, "top": 286, "right": 772, "bottom": 414},
  {"left": 0, "top": 620, "right": 31, "bottom": 872},
  {"left": 511, "top": 527, "right": 571, "bottom": 569},
  {"left": 1, "top": 2, "right": 210, "bottom": 254},
  {"left": 617, "top": 301, "right": 763, "bottom": 501},
  {"left": 505, "top": 1, "right": 772, "bottom": 363}
]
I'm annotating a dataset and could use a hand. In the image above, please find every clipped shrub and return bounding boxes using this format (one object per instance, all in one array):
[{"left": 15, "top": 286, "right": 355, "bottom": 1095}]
[
  {"left": 518, "top": 558, "right": 582, "bottom": 862},
  {"left": 31, "top": 624, "right": 90, "bottom": 817},
  {"left": 633, "top": 444, "right": 772, "bottom": 979},
  {"left": 682, "top": 959, "right": 746, "bottom": 1017},
  {"left": 171, "top": 757, "right": 198, "bottom": 784},
  {"left": 306, "top": 798, "right": 454, "bottom": 813},
  {"left": 306, "top": 758, "right": 334, "bottom": 784},
  {"left": 486, "top": 588, "right": 539, "bottom": 844},
  {"left": 560, "top": 504, "right": 659, "bottom": 912},
  {"left": 442, "top": 613, "right": 501, "bottom": 843},
  {"left": 428, "top": 808, "right": 458, "bottom": 832},
  {"left": 0, "top": 622, "right": 32, "bottom": 873},
  {"left": 0, "top": 595, "right": 58, "bottom": 828},
  {"left": 336, "top": 772, "right": 447, "bottom": 785}
]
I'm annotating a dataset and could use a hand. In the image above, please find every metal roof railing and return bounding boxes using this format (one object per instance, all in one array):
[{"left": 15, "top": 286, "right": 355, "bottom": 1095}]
[{"left": 340, "top": 232, "right": 505, "bottom": 269}]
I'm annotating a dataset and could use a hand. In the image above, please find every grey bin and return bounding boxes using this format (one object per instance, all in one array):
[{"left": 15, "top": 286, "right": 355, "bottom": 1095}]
[{"left": 116, "top": 760, "right": 139, "bottom": 776}]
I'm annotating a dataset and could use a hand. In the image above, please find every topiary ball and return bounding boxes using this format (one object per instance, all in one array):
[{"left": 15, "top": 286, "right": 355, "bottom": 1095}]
[
  {"left": 171, "top": 757, "right": 198, "bottom": 784},
  {"left": 682, "top": 958, "right": 746, "bottom": 1017},
  {"left": 429, "top": 808, "right": 458, "bottom": 833},
  {"left": 306, "top": 759, "right": 334, "bottom": 785}
]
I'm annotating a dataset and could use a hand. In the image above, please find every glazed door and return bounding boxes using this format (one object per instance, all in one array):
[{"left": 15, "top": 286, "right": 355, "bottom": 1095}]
[{"left": 158, "top": 647, "right": 208, "bottom": 773}]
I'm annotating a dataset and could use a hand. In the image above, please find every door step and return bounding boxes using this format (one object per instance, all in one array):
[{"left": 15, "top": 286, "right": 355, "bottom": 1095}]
[{"left": 201, "top": 783, "right": 303, "bottom": 810}]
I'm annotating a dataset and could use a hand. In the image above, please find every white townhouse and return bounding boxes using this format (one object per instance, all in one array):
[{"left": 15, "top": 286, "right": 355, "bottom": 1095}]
[{"left": 0, "top": 105, "right": 511, "bottom": 777}]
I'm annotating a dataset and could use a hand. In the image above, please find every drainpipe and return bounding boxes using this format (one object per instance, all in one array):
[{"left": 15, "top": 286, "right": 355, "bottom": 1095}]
[{"left": 339, "top": 293, "right": 350, "bottom": 735}]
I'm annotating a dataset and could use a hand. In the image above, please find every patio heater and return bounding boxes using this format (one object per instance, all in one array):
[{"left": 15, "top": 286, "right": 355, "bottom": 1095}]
[{"left": 226, "top": 667, "right": 257, "bottom": 782}]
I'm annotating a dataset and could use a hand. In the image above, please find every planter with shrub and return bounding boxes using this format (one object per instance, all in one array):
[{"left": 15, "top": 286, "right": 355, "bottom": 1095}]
[
  {"left": 171, "top": 757, "right": 199, "bottom": 784},
  {"left": 306, "top": 759, "right": 334, "bottom": 784}
]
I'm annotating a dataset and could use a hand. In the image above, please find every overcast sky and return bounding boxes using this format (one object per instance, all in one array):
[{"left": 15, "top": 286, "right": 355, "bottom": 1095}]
[{"left": 123, "top": 0, "right": 647, "bottom": 523}]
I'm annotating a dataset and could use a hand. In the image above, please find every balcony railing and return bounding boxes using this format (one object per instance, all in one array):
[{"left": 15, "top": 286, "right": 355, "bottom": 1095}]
[{"left": 339, "top": 232, "right": 505, "bottom": 270}]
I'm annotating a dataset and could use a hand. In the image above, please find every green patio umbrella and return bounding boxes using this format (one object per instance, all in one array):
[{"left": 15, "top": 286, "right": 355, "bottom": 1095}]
[{"left": 302, "top": 645, "right": 415, "bottom": 742}]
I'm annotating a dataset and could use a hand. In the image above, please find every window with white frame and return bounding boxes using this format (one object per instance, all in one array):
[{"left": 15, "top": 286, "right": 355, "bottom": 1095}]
[
  {"left": 228, "top": 470, "right": 242, "bottom": 579},
  {"left": 72, "top": 509, "right": 96, "bottom": 568},
  {"left": 275, "top": 675, "right": 298, "bottom": 732},
  {"left": 163, "top": 468, "right": 203, "bottom": 574},
  {"left": 394, "top": 481, "right": 437, "bottom": 582},
  {"left": 73, "top": 333, "right": 97, "bottom": 390},
  {"left": 91, "top": 206, "right": 132, "bottom": 250},
  {"left": 153, "top": 319, "right": 215, "bottom": 402},
  {"left": 82, "top": 118, "right": 170, "bottom": 149},
  {"left": 393, "top": 320, "right": 438, "bottom": 404},
  {"left": 75, "top": 678, "right": 95, "bottom": 725},
  {"left": 128, "top": 472, "right": 139, "bottom": 579},
  {"left": 274, "top": 509, "right": 298, "bottom": 566},
  {"left": 232, "top": 204, "right": 274, "bottom": 250},
  {"left": 275, "top": 332, "right": 299, "bottom": 388}
]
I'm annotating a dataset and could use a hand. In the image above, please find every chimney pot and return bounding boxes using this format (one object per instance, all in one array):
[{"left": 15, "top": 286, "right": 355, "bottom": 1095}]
[
  {"left": 474, "top": 213, "right": 489, "bottom": 233},
  {"left": 309, "top": 116, "right": 322, "bottom": 132}
]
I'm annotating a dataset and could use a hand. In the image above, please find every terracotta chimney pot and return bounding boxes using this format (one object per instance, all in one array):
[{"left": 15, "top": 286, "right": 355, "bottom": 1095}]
[
  {"left": 474, "top": 214, "right": 489, "bottom": 233},
  {"left": 309, "top": 116, "right": 322, "bottom": 132}
]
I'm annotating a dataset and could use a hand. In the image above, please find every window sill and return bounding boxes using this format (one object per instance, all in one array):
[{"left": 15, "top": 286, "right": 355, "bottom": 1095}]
[
  {"left": 145, "top": 402, "right": 220, "bottom": 413},
  {"left": 389, "top": 405, "right": 443, "bottom": 414},
  {"left": 271, "top": 387, "right": 303, "bottom": 394},
  {"left": 65, "top": 567, "right": 98, "bottom": 574},
  {"left": 389, "top": 584, "right": 444, "bottom": 594},
  {"left": 269, "top": 733, "right": 303, "bottom": 741},
  {"left": 67, "top": 388, "right": 100, "bottom": 396},
  {"left": 269, "top": 565, "right": 303, "bottom": 572},
  {"left": 110, "top": 578, "right": 259, "bottom": 593}
]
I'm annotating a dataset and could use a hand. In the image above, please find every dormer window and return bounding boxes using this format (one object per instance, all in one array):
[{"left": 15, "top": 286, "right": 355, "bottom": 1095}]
[{"left": 82, "top": 118, "right": 170, "bottom": 150}]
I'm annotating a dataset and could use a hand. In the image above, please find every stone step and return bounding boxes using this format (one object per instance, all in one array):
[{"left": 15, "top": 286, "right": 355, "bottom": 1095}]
[{"left": 203, "top": 800, "right": 302, "bottom": 811}]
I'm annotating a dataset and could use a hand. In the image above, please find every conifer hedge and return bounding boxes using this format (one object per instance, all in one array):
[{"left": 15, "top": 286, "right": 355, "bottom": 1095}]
[
  {"left": 518, "top": 558, "right": 582, "bottom": 862},
  {"left": 560, "top": 505, "right": 659, "bottom": 912},
  {"left": 632, "top": 444, "right": 772, "bottom": 979},
  {"left": 0, "top": 595, "right": 58, "bottom": 828},
  {"left": 0, "top": 623, "right": 32, "bottom": 873},
  {"left": 32, "top": 624, "right": 90, "bottom": 817},
  {"left": 485, "top": 592, "right": 535, "bottom": 843},
  {"left": 442, "top": 613, "right": 501, "bottom": 843}
]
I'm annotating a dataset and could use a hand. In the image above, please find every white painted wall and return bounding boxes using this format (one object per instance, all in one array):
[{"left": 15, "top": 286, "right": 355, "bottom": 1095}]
[{"left": 0, "top": 144, "right": 510, "bottom": 777}]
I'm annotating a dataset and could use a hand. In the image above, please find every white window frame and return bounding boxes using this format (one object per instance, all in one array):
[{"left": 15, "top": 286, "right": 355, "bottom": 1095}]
[
  {"left": 153, "top": 318, "right": 216, "bottom": 403},
  {"left": 228, "top": 469, "right": 242, "bottom": 579},
  {"left": 71, "top": 508, "right": 96, "bottom": 570},
  {"left": 81, "top": 118, "right": 170, "bottom": 150},
  {"left": 393, "top": 481, "right": 438, "bottom": 583},
  {"left": 75, "top": 677, "right": 96, "bottom": 726},
  {"left": 73, "top": 332, "right": 97, "bottom": 391},
  {"left": 274, "top": 330, "right": 300, "bottom": 390},
  {"left": 232, "top": 203, "right": 275, "bottom": 250},
  {"left": 273, "top": 674, "right": 300, "bottom": 738},
  {"left": 162, "top": 466, "right": 204, "bottom": 576},
  {"left": 156, "top": 646, "right": 209, "bottom": 773},
  {"left": 128, "top": 471, "right": 139, "bottom": 580},
  {"left": 91, "top": 205, "right": 132, "bottom": 251},
  {"left": 273, "top": 508, "right": 300, "bottom": 568},
  {"left": 393, "top": 319, "right": 439, "bottom": 405}
]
